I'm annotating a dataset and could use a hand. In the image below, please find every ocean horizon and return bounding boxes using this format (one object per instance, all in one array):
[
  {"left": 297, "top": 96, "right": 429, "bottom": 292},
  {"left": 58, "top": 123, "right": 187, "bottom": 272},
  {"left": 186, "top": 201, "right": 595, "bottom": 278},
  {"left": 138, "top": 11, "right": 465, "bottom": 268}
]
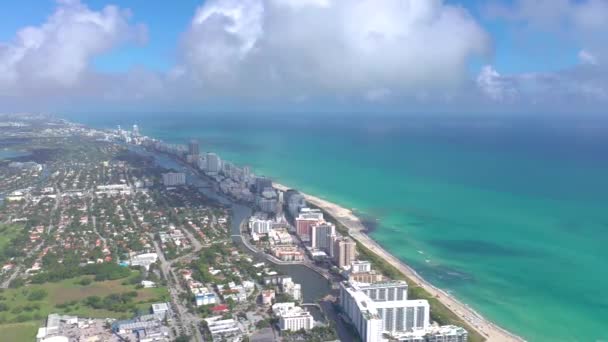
[{"left": 71, "top": 112, "right": 608, "bottom": 341}]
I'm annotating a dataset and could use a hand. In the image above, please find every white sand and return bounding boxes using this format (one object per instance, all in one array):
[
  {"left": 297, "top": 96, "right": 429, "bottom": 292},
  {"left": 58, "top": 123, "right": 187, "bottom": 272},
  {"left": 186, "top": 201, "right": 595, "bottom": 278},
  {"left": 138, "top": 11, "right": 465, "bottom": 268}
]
[{"left": 274, "top": 183, "right": 524, "bottom": 342}]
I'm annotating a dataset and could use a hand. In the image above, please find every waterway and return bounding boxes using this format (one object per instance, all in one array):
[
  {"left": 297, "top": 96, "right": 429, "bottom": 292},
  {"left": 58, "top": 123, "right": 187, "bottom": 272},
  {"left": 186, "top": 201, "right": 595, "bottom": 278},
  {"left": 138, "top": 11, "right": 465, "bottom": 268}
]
[
  {"left": 0, "top": 148, "right": 30, "bottom": 160},
  {"left": 131, "top": 146, "right": 332, "bottom": 304}
]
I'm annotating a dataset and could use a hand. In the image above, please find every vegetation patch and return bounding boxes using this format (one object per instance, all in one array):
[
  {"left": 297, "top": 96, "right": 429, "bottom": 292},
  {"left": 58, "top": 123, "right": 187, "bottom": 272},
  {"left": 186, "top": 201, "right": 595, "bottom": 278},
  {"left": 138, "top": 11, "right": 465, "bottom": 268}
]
[
  {"left": 0, "top": 272, "right": 168, "bottom": 326},
  {"left": 0, "top": 322, "right": 39, "bottom": 342}
]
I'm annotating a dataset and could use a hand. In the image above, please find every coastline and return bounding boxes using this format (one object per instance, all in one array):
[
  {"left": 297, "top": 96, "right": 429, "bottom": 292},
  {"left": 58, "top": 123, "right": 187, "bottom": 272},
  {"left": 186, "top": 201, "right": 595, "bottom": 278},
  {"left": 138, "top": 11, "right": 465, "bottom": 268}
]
[{"left": 273, "top": 183, "right": 525, "bottom": 342}]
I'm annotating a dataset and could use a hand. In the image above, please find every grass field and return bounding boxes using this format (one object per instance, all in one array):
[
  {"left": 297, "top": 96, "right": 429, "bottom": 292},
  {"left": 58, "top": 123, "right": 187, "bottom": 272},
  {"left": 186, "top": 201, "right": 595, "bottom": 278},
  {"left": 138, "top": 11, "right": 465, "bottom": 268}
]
[
  {"left": 0, "top": 321, "right": 39, "bottom": 341},
  {"left": 0, "top": 272, "right": 169, "bottom": 337}
]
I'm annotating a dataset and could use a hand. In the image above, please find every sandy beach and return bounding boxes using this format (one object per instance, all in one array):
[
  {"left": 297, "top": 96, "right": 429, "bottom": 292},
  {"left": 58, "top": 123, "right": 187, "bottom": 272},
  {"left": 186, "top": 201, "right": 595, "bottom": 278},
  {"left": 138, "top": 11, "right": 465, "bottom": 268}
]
[{"left": 274, "top": 183, "right": 525, "bottom": 342}]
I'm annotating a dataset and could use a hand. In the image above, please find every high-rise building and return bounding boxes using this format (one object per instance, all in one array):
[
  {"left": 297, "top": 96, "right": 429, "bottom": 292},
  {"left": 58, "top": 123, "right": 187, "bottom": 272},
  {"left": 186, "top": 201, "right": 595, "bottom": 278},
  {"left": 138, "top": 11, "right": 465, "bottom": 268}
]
[
  {"left": 248, "top": 217, "right": 273, "bottom": 235},
  {"left": 188, "top": 139, "right": 200, "bottom": 157},
  {"left": 132, "top": 124, "right": 140, "bottom": 137},
  {"left": 206, "top": 152, "right": 221, "bottom": 173},
  {"left": 334, "top": 236, "right": 356, "bottom": 267},
  {"left": 340, "top": 281, "right": 430, "bottom": 342},
  {"left": 340, "top": 282, "right": 383, "bottom": 342},
  {"left": 311, "top": 222, "right": 335, "bottom": 253},
  {"left": 285, "top": 190, "right": 306, "bottom": 218},
  {"left": 259, "top": 198, "right": 278, "bottom": 214},
  {"left": 162, "top": 172, "right": 186, "bottom": 186},
  {"left": 257, "top": 188, "right": 278, "bottom": 214},
  {"left": 243, "top": 166, "right": 252, "bottom": 184},
  {"left": 295, "top": 208, "right": 324, "bottom": 242},
  {"left": 255, "top": 177, "right": 273, "bottom": 194},
  {"left": 357, "top": 281, "right": 409, "bottom": 302}
]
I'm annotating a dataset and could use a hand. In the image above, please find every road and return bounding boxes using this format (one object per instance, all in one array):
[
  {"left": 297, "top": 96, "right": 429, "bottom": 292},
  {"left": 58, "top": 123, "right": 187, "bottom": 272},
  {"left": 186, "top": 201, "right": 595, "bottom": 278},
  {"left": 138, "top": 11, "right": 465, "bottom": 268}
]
[
  {"left": 151, "top": 234, "right": 205, "bottom": 342},
  {"left": 2, "top": 190, "right": 61, "bottom": 288},
  {"left": 45, "top": 190, "right": 61, "bottom": 235}
]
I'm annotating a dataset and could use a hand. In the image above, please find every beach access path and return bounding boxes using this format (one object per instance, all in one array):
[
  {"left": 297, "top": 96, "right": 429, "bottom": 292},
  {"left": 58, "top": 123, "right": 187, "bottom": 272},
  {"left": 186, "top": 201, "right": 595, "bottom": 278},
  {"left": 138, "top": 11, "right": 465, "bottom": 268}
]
[{"left": 274, "top": 183, "right": 524, "bottom": 342}]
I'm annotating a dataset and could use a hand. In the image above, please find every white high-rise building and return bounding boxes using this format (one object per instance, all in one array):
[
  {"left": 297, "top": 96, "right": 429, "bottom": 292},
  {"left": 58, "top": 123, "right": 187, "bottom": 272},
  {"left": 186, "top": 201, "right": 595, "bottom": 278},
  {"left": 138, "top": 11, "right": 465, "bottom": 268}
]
[
  {"left": 272, "top": 303, "right": 314, "bottom": 332},
  {"left": 358, "top": 281, "right": 409, "bottom": 302},
  {"left": 311, "top": 222, "right": 335, "bottom": 253},
  {"left": 340, "top": 281, "right": 431, "bottom": 342},
  {"left": 340, "top": 282, "right": 383, "bottom": 342},
  {"left": 249, "top": 217, "right": 273, "bottom": 235}
]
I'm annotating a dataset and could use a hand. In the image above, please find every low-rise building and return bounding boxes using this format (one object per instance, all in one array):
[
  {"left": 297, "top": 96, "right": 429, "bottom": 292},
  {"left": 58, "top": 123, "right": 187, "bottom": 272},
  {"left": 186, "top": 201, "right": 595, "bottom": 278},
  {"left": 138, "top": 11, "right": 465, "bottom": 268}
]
[
  {"left": 351, "top": 260, "right": 373, "bottom": 273},
  {"left": 195, "top": 291, "right": 219, "bottom": 307},
  {"left": 204, "top": 316, "right": 242, "bottom": 341},
  {"left": 348, "top": 270, "right": 384, "bottom": 284},
  {"left": 261, "top": 289, "right": 276, "bottom": 306},
  {"left": 424, "top": 325, "right": 468, "bottom": 342},
  {"left": 390, "top": 325, "right": 468, "bottom": 342},
  {"left": 272, "top": 246, "right": 305, "bottom": 262},
  {"left": 272, "top": 302, "right": 314, "bottom": 332},
  {"left": 269, "top": 228, "right": 293, "bottom": 245},
  {"left": 130, "top": 252, "right": 158, "bottom": 270}
]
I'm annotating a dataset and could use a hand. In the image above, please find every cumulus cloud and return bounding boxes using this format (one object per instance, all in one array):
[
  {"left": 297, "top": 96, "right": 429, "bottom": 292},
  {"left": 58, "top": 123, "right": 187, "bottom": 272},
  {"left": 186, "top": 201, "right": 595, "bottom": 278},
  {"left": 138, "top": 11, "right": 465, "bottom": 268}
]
[
  {"left": 476, "top": 65, "right": 517, "bottom": 101},
  {"left": 178, "top": 0, "right": 490, "bottom": 100},
  {"left": 2, "top": 0, "right": 607, "bottom": 113},
  {"left": 0, "top": 0, "right": 146, "bottom": 96},
  {"left": 478, "top": 0, "right": 608, "bottom": 108},
  {"left": 475, "top": 64, "right": 608, "bottom": 108}
]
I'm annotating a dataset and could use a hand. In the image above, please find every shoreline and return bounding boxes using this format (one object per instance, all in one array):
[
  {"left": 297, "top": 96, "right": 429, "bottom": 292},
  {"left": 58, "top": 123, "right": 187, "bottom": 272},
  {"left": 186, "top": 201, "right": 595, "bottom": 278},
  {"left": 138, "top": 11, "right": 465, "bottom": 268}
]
[
  {"left": 86, "top": 120, "right": 523, "bottom": 341},
  {"left": 273, "top": 183, "right": 525, "bottom": 342}
]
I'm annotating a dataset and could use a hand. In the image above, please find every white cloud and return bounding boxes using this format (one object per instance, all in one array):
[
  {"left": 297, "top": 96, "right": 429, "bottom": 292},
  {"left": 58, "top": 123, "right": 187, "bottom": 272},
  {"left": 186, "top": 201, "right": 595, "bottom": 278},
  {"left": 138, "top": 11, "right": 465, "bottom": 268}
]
[
  {"left": 178, "top": 0, "right": 490, "bottom": 100},
  {"left": 579, "top": 50, "right": 599, "bottom": 66},
  {"left": 476, "top": 64, "right": 608, "bottom": 106},
  {"left": 0, "top": 0, "right": 145, "bottom": 95},
  {"left": 476, "top": 65, "right": 517, "bottom": 101},
  {"left": 479, "top": 0, "right": 608, "bottom": 109},
  {"left": 2, "top": 0, "right": 607, "bottom": 113}
]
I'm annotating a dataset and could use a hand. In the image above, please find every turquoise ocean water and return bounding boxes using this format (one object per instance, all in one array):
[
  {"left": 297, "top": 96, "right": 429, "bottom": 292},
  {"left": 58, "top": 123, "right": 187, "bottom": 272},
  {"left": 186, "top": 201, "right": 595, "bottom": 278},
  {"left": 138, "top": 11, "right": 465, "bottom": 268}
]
[{"left": 74, "top": 113, "right": 608, "bottom": 341}]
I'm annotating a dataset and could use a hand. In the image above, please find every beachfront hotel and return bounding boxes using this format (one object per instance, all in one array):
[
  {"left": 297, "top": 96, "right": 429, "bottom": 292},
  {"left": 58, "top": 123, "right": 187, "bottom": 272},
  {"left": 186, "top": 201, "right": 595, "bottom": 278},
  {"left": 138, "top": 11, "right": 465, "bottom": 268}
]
[
  {"left": 333, "top": 236, "right": 357, "bottom": 267},
  {"left": 311, "top": 221, "right": 336, "bottom": 253},
  {"left": 295, "top": 207, "right": 324, "bottom": 242},
  {"left": 339, "top": 281, "right": 384, "bottom": 342},
  {"left": 340, "top": 280, "right": 431, "bottom": 342},
  {"left": 340, "top": 279, "right": 469, "bottom": 342}
]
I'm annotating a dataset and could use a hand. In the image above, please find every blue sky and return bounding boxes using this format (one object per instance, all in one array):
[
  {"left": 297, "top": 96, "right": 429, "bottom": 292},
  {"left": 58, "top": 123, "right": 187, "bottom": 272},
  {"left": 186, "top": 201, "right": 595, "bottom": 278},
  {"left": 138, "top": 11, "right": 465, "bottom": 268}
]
[
  {"left": 0, "top": 0, "right": 580, "bottom": 74},
  {"left": 0, "top": 0, "right": 201, "bottom": 72},
  {"left": 0, "top": 0, "right": 606, "bottom": 113}
]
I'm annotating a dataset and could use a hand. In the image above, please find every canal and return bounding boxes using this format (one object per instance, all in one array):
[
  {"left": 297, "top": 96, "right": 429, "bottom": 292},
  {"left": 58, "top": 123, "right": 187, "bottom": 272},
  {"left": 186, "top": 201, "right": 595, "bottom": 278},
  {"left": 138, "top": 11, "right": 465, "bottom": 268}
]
[{"left": 131, "top": 146, "right": 332, "bottom": 303}]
